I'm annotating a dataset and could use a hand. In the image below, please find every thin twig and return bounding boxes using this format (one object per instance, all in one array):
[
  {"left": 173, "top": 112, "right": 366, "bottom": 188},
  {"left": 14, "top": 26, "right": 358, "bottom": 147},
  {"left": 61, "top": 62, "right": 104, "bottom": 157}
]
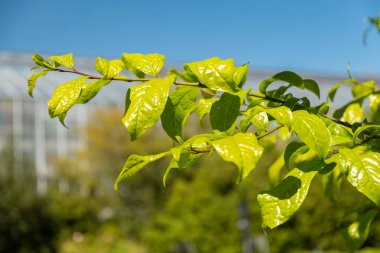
[{"left": 257, "top": 125, "right": 284, "bottom": 140}]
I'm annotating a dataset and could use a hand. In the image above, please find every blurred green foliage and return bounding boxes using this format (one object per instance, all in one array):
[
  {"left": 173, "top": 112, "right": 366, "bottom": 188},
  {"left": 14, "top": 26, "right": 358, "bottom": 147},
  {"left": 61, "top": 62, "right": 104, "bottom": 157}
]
[{"left": 1, "top": 109, "right": 379, "bottom": 252}]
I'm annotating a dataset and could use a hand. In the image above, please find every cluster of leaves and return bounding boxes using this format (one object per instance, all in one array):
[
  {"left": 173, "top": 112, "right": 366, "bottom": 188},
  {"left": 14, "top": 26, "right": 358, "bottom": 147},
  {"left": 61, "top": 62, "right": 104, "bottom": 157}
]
[{"left": 28, "top": 52, "right": 380, "bottom": 251}]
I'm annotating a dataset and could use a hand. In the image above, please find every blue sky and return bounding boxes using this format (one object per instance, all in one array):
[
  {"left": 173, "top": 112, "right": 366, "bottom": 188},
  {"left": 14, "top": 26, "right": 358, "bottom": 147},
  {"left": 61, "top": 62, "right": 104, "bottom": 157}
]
[{"left": 1, "top": 0, "right": 380, "bottom": 76}]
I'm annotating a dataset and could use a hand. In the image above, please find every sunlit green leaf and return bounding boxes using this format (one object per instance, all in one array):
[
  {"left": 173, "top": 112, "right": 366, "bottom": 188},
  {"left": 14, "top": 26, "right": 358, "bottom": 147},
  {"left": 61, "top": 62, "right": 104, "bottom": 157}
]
[
  {"left": 168, "top": 69, "right": 198, "bottom": 82},
  {"left": 48, "top": 76, "right": 88, "bottom": 118},
  {"left": 114, "top": 151, "right": 171, "bottom": 191},
  {"left": 334, "top": 148, "right": 380, "bottom": 205},
  {"left": 265, "top": 106, "right": 293, "bottom": 127},
  {"left": 122, "top": 53, "right": 165, "bottom": 77},
  {"left": 77, "top": 79, "right": 111, "bottom": 104},
  {"left": 257, "top": 167, "right": 318, "bottom": 229},
  {"left": 369, "top": 93, "right": 380, "bottom": 121},
  {"left": 327, "top": 79, "right": 357, "bottom": 102},
  {"left": 268, "top": 153, "right": 285, "bottom": 186},
  {"left": 210, "top": 92, "right": 241, "bottom": 132},
  {"left": 95, "top": 57, "right": 125, "bottom": 79},
  {"left": 233, "top": 64, "right": 249, "bottom": 89},
  {"left": 292, "top": 110, "right": 332, "bottom": 158},
  {"left": 351, "top": 80, "right": 375, "bottom": 98},
  {"left": 122, "top": 76, "right": 175, "bottom": 141},
  {"left": 342, "top": 209, "right": 378, "bottom": 251},
  {"left": 163, "top": 150, "right": 203, "bottom": 187},
  {"left": 196, "top": 98, "right": 218, "bottom": 124},
  {"left": 321, "top": 167, "right": 342, "bottom": 202},
  {"left": 243, "top": 106, "right": 268, "bottom": 134},
  {"left": 161, "top": 86, "right": 200, "bottom": 141},
  {"left": 186, "top": 57, "right": 247, "bottom": 92},
  {"left": 28, "top": 70, "right": 50, "bottom": 97},
  {"left": 50, "top": 53, "right": 74, "bottom": 69},
  {"left": 341, "top": 103, "right": 363, "bottom": 125},
  {"left": 32, "top": 54, "right": 57, "bottom": 70},
  {"left": 212, "top": 133, "right": 263, "bottom": 182},
  {"left": 319, "top": 117, "right": 353, "bottom": 145}
]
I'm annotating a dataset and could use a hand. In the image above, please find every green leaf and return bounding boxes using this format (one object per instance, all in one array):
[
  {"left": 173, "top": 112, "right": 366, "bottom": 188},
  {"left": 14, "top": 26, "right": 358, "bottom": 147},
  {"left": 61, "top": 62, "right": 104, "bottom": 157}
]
[
  {"left": 243, "top": 107, "right": 268, "bottom": 135},
  {"left": 351, "top": 80, "right": 375, "bottom": 98},
  {"left": 211, "top": 133, "right": 263, "bottom": 182},
  {"left": 163, "top": 150, "right": 202, "bottom": 187},
  {"left": 233, "top": 64, "right": 249, "bottom": 89},
  {"left": 268, "top": 153, "right": 285, "bottom": 186},
  {"left": 369, "top": 93, "right": 380, "bottom": 113},
  {"left": 322, "top": 167, "right": 343, "bottom": 202},
  {"left": 196, "top": 98, "right": 218, "bottom": 124},
  {"left": 210, "top": 92, "right": 241, "bottom": 132},
  {"left": 168, "top": 69, "right": 198, "bottom": 82},
  {"left": 122, "top": 53, "right": 165, "bottom": 77},
  {"left": 48, "top": 76, "right": 88, "bottom": 118},
  {"left": 341, "top": 103, "right": 363, "bottom": 125},
  {"left": 292, "top": 110, "right": 332, "bottom": 158},
  {"left": 284, "top": 142, "right": 305, "bottom": 169},
  {"left": 50, "top": 53, "right": 74, "bottom": 69},
  {"left": 28, "top": 70, "right": 50, "bottom": 97},
  {"left": 303, "top": 79, "right": 320, "bottom": 99},
  {"left": 353, "top": 124, "right": 380, "bottom": 143},
  {"left": 342, "top": 209, "right": 378, "bottom": 251},
  {"left": 257, "top": 167, "right": 318, "bottom": 229},
  {"left": 161, "top": 86, "right": 200, "bottom": 141},
  {"left": 77, "top": 79, "right": 111, "bottom": 104},
  {"left": 32, "top": 54, "right": 57, "bottom": 70},
  {"left": 335, "top": 148, "right": 380, "bottom": 205},
  {"left": 265, "top": 106, "right": 293, "bottom": 127},
  {"left": 122, "top": 76, "right": 175, "bottom": 141},
  {"left": 114, "top": 151, "right": 170, "bottom": 191},
  {"left": 327, "top": 79, "right": 357, "bottom": 102},
  {"left": 259, "top": 71, "right": 303, "bottom": 94},
  {"left": 95, "top": 57, "right": 125, "bottom": 79},
  {"left": 319, "top": 117, "right": 353, "bottom": 145},
  {"left": 185, "top": 57, "right": 247, "bottom": 92}
]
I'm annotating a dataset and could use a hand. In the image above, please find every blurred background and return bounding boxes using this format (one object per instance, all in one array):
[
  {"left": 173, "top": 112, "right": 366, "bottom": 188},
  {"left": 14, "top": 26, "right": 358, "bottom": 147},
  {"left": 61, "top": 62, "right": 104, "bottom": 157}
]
[{"left": 1, "top": 1, "right": 380, "bottom": 252}]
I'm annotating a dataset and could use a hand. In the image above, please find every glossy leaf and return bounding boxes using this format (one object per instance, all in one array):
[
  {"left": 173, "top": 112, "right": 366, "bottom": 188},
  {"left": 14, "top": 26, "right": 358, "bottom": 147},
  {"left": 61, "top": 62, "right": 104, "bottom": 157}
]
[
  {"left": 196, "top": 98, "right": 218, "bottom": 124},
  {"left": 114, "top": 151, "right": 170, "bottom": 191},
  {"left": 211, "top": 133, "right": 263, "bottom": 182},
  {"left": 341, "top": 103, "right": 363, "bottom": 125},
  {"left": 32, "top": 54, "right": 57, "bottom": 69},
  {"left": 77, "top": 79, "right": 111, "bottom": 104},
  {"left": 243, "top": 107, "right": 268, "bottom": 134},
  {"left": 327, "top": 79, "right": 357, "bottom": 102},
  {"left": 50, "top": 53, "right": 74, "bottom": 69},
  {"left": 257, "top": 168, "right": 318, "bottom": 229},
  {"left": 334, "top": 148, "right": 380, "bottom": 205},
  {"left": 186, "top": 57, "right": 248, "bottom": 92},
  {"left": 95, "top": 57, "right": 125, "bottom": 79},
  {"left": 342, "top": 209, "right": 378, "bottom": 251},
  {"left": 319, "top": 117, "right": 353, "bottom": 145},
  {"left": 210, "top": 92, "right": 241, "bottom": 132},
  {"left": 292, "top": 110, "right": 332, "bottom": 158},
  {"left": 122, "top": 53, "right": 165, "bottom": 77},
  {"left": 265, "top": 106, "right": 293, "bottom": 127},
  {"left": 353, "top": 124, "right": 380, "bottom": 143},
  {"left": 48, "top": 76, "right": 88, "bottom": 118},
  {"left": 122, "top": 76, "right": 175, "bottom": 141},
  {"left": 28, "top": 70, "right": 49, "bottom": 97},
  {"left": 161, "top": 86, "right": 199, "bottom": 141}
]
